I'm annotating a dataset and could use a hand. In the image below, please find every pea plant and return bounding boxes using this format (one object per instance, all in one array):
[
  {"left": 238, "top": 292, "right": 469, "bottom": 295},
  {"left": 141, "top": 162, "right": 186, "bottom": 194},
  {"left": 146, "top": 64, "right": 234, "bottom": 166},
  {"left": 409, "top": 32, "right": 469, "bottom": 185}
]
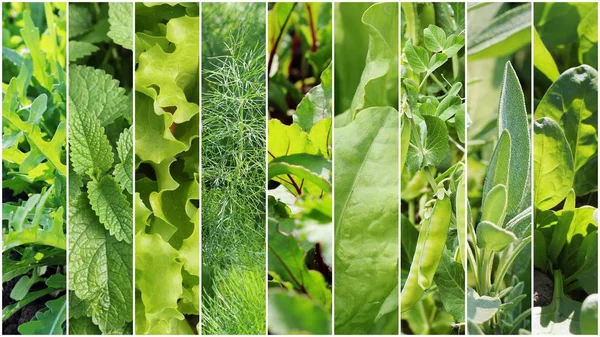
[
  {"left": 532, "top": 2, "right": 598, "bottom": 334},
  {"left": 400, "top": 2, "right": 465, "bottom": 335}
]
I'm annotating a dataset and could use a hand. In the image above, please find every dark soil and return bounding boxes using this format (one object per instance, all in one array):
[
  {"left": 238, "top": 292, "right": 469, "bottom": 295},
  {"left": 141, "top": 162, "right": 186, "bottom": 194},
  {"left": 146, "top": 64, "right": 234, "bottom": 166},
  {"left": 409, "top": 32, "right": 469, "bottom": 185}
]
[
  {"left": 2, "top": 276, "right": 59, "bottom": 335},
  {"left": 534, "top": 270, "right": 554, "bottom": 307}
]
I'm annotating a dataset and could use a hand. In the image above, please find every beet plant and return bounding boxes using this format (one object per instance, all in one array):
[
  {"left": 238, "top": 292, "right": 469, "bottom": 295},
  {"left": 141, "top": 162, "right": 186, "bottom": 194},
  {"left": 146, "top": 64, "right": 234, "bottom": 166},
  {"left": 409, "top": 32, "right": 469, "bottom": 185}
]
[{"left": 267, "top": 2, "right": 332, "bottom": 334}]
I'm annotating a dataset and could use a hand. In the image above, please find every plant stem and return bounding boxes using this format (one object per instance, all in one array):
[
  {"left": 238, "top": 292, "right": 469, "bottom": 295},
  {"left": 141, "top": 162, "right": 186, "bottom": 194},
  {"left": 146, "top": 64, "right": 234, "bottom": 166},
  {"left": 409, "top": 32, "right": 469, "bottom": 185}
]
[
  {"left": 492, "top": 236, "right": 532, "bottom": 294},
  {"left": 509, "top": 308, "right": 532, "bottom": 334},
  {"left": 268, "top": 2, "right": 298, "bottom": 75}
]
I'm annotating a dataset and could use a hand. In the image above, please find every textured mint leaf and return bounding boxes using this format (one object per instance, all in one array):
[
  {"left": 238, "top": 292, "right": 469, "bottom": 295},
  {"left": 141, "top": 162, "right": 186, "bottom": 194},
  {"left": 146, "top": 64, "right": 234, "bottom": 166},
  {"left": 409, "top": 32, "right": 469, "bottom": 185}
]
[
  {"left": 88, "top": 175, "right": 132, "bottom": 243},
  {"left": 69, "top": 101, "right": 114, "bottom": 176},
  {"left": 107, "top": 3, "right": 132, "bottom": 50},
  {"left": 69, "top": 193, "right": 133, "bottom": 334},
  {"left": 69, "top": 41, "right": 99, "bottom": 62},
  {"left": 69, "top": 4, "right": 93, "bottom": 38},
  {"left": 69, "top": 65, "right": 129, "bottom": 126},
  {"left": 113, "top": 127, "right": 133, "bottom": 194}
]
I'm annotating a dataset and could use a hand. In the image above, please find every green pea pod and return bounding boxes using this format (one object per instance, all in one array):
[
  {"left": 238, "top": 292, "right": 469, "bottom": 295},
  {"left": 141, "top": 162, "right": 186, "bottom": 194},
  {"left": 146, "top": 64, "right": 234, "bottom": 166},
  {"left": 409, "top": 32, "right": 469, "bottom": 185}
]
[
  {"left": 456, "top": 173, "right": 467, "bottom": 271},
  {"left": 481, "top": 184, "right": 507, "bottom": 227},
  {"left": 401, "top": 196, "right": 451, "bottom": 312}
]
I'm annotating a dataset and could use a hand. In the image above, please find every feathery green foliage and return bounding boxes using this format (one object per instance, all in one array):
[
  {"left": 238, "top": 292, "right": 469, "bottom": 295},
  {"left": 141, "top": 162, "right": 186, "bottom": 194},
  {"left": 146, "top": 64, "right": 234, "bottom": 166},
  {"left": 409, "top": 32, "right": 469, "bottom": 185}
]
[{"left": 201, "top": 3, "right": 266, "bottom": 334}]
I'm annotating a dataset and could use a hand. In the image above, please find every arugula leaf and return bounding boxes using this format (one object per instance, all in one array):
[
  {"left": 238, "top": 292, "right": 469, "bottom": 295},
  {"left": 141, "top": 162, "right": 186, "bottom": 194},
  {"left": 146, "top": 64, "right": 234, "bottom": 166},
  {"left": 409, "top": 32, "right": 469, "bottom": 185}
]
[{"left": 17, "top": 295, "right": 66, "bottom": 335}]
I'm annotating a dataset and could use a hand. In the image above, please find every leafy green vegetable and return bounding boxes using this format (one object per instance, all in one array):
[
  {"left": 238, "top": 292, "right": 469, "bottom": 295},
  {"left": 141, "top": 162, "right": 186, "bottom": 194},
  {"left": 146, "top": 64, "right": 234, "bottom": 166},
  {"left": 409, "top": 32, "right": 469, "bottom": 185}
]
[
  {"left": 67, "top": 2, "right": 134, "bottom": 334},
  {"left": 335, "top": 2, "right": 400, "bottom": 334},
  {"left": 2, "top": 3, "right": 67, "bottom": 334},
  {"left": 533, "top": 3, "right": 598, "bottom": 335},
  {"left": 268, "top": 2, "right": 332, "bottom": 334},
  {"left": 134, "top": 3, "right": 199, "bottom": 334}
]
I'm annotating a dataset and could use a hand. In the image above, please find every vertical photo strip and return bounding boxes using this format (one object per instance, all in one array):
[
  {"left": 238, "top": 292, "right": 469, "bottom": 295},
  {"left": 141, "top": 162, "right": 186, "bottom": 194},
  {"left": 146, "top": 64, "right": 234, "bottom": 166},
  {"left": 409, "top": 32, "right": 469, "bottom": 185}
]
[
  {"left": 68, "top": 2, "right": 134, "bottom": 334},
  {"left": 267, "top": 2, "right": 333, "bottom": 335},
  {"left": 335, "top": 2, "right": 399, "bottom": 335},
  {"left": 2, "top": 2, "right": 67, "bottom": 334},
  {"left": 467, "top": 2, "right": 532, "bottom": 334},
  {"left": 532, "top": 2, "right": 598, "bottom": 335},
  {"left": 400, "top": 2, "right": 466, "bottom": 335},
  {"left": 201, "top": 2, "right": 266, "bottom": 335},
  {"left": 134, "top": 2, "right": 200, "bottom": 334}
]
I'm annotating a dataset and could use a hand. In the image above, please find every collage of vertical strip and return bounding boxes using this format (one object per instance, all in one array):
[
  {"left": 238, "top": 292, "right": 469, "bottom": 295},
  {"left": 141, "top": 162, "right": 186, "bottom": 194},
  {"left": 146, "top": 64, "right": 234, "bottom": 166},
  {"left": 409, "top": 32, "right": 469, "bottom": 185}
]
[{"left": 1, "top": 1, "right": 599, "bottom": 336}]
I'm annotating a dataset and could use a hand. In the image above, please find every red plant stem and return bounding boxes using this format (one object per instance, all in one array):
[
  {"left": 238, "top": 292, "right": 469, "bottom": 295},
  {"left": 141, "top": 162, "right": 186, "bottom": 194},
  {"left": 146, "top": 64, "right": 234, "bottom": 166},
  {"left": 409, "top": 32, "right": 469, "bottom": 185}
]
[
  {"left": 306, "top": 4, "right": 318, "bottom": 52},
  {"left": 268, "top": 2, "right": 298, "bottom": 75},
  {"left": 268, "top": 150, "right": 302, "bottom": 195}
]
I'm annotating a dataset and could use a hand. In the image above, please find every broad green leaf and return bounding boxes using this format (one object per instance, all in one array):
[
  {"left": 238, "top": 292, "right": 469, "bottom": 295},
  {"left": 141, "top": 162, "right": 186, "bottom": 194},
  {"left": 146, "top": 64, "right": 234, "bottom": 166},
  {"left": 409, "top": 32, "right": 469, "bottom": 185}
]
[
  {"left": 69, "top": 194, "right": 132, "bottom": 334},
  {"left": 135, "top": 232, "right": 185, "bottom": 334},
  {"left": 268, "top": 291, "right": 331, "bottom": 335},
  {"left": 548, "top": 189, "right": 575, "bottom": 262},
  {"left": 433, "top": 250, "right": 465, "bottom": 322},
  {"left": 534, "top": 65, "right": 598, "bottom": 196},
  {"left": 114, "top": 127, "right": 133, "bottom": 194},
  {"left": 534, "top": 118, "right": 574, "bottom": 210},
  {"left": 442, "top": 34, "right": 465, "bottom": 58},
  {"left": 87, "top": 175, "right": 132, "bottom": 243},
  {"left": 468, "top": 4, "right": 531, "bottom": 60},
  {"left": 476, "top": 221, "right": 517, "bottom": 252},
  {"left": 69, "top": 4, "right": 93, "bottom": 38},
  {"left": 107, "top": 3, "right": 133, "bottom": 50},
  {"left": 533, "top": 28, "right": 559, "bottom": 82},
  {"left": 136, "top": 15, "right": 199, "bottom": 124},
  {"left": 17, "top": 295, "right": 66, "bottom": 335},
  {"left": 69, "top": 102, "right": 114, "bottom": 176},
  {"left": 532, "top": 270, "right": 581, "bottom": 334},
  {"left": 481, "top": 184, "right": 507, "bottom": 227},
  {"left": 344, "top": 3, "right": 398, "bottom": 121},
  {"left": 467, "top": 287, "right": 501, "bottom": 324},
  {"left": 268, "top": 154, "right": 331, "bottom": 194},
  {"left": 496, "top": 62, "right": 530, "bottom": 219},
  {"left": 334, "top": 107, "right": 398, "bottom": 334},
  {"left": 407, "top": 115, "right": 449, "bottom": 170},
  {"left": 424, "top": 25, "right": 446, "bottom": 52},
  {"left": 268, "top": 219, "right": 331, "bottom": 307},
  {"left": 405, "top": 40, "right": 429, "bottom": 74},
  {"left": 69, "top": 316, "right": 102, "bottom": 335},
  {"left": 577, "top": 6, "right": 598, "bottom": 69},
  {"left": 428, "top": 53, "right": 448, "bottom": 73},
  {"left": 69, "top": 41, "right": 99, "bottom": 62},
  {"left": 178, "top": 207, "right": 199, "bottom": 277},
  {"left": 69, "top": 65, "right": 130, "bottom": 127},
  {"left": 135, "top": 94, "right": 188, "bottom": 164},
  {"left": 294, "top": 64, "right": 332, "bottom": 131}
]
